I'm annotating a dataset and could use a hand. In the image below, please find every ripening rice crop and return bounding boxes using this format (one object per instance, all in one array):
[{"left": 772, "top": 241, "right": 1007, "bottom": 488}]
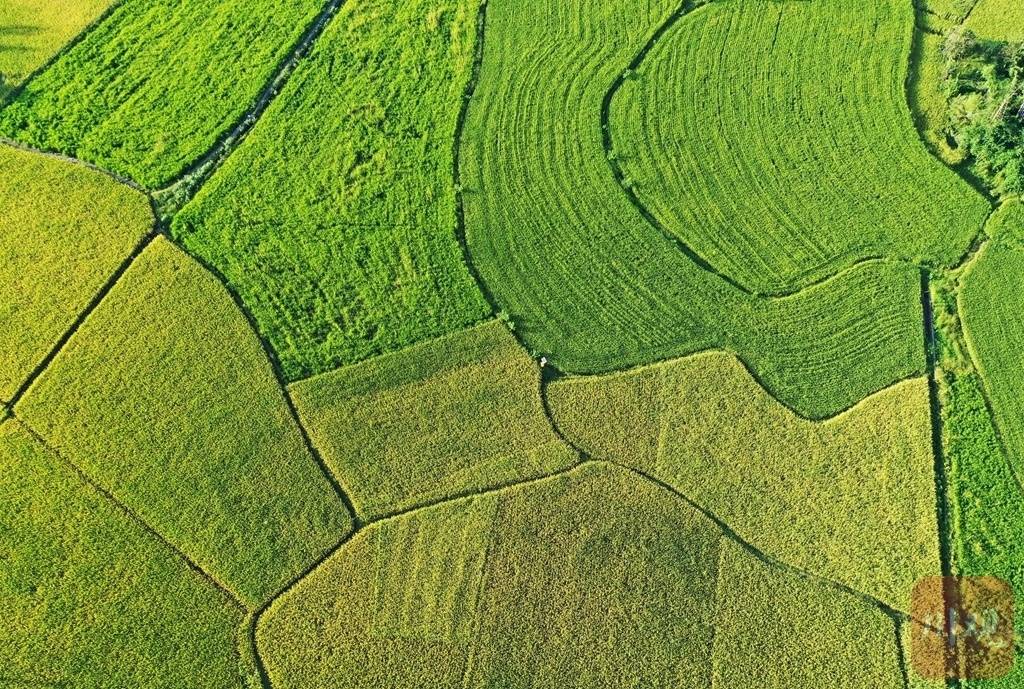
[
  {"left": 290, "top": 320, "right": 577, "bottom": 520},
  {"left": 461, "top": 0, "right": 928, "bottom": 418},
  {"left": 257, "top": 464, "right": 722, "bottom": 687},
  {"left": 712, "top": 539, "right": 906, "bottom": 689},
  {"left": 172, "top": 0, "right": 490, "bottom": 381},
  {"left": 609, "top": 0, "right": 987, "bottom": 293},
  {"left": 0, "top": 0, "right": 324, "bottom": 187},
  {"left": 547, "top": 352, "right": 940, "bottom": 610},
  {"left": 966, "top": 0, "right": 1024, "bottom": 41},
  {"left": 0, "top": 420, "right": 243, "bottom": 688},
  {"left": 0, "top": 144, "right": 151, "bottom": 402},
  {"left": 0, "top": 0, "right": 113, "bottom": 93},
  {"left": 16, "top": 237, "right": 352, "bottom": 607},
  {"left": 960, "top": 200, "right": 1024, "bottom": 486},
  {"left": 258, "top": 462, "right": 909, "bottom": 686}
]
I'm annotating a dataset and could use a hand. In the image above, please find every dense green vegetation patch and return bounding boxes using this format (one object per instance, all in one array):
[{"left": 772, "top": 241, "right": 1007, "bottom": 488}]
[
  {"left": 17, "top": 237, "right": 352, "bottom": 607},
  {"left": 0, "top": 0, "right": 113, "bottom": 95},
  {"left": 290, "top": 320, "right": 577, "bottom": 520},
  {"left": 0, "top": 143, "right": 151, "bottom": 402},
  {"left": 941, "top": 30, "right": 1024, "bottom": 196},
  {"left": 0, "top": 0, "right": 324, "bottom": 187},
  {"left": 257, "top": 463, "right": 723, "bottom": 687},
  {"left": 966, "top": 0, "right": 1024, "bottom": 42},
  {"left": 960, "top": 200, "right": 1024, "bottom": 481},
  {"left": 462, "top": 0, "right": 927, "bottom": 418},
  {"left": 172, "top": 0, "right": 489, "bottom": 381},
  {"left": 610, "top": 0, "right": 986, "bottom": 294},
  {"left": 548, "top": 352, "right": 940, "bottom": 610},
  {"left": 712, "top": 539, "right": 905, "bottom": 689},
  {"left": 0, "top": 419, "right": 243, "bottom": 688}
]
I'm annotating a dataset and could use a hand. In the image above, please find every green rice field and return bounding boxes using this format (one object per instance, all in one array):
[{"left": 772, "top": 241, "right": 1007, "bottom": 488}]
[{"left": 1, "top": 0, "right": 1021, "bottom": 685}]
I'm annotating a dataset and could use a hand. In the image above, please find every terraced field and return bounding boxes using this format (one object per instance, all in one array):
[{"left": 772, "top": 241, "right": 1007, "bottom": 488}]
[
  {"left": 609, "top": 0, "right": 986, "bottom": 293},
  {"left": 461, "top": 0, "right": 930, "bottom": 418},
  {"left": 2, "top": 0, "right": 1021, "bottom": 685}
]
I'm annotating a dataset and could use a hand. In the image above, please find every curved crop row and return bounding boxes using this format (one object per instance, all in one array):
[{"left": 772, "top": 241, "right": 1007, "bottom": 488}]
[
  {"left": 461, "top": 0, "right": 927, "bottom": 418},
  {"left": 610, "top": 0, "right": 987, "bottom": 293}
]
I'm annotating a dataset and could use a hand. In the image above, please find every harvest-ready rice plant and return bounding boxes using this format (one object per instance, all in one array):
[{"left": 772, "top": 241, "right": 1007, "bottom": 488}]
[
  {"left": 257, "top": 464, "right": 722, "bottom": 687},
  {"left": 713, "top": 540, "right": 906, "bottom": 689},
  {"left": 257, "top": 463, "right": 909, "bottom": 686},
  {"left": 290, "top": 320, "right": 577, "bottom": 519},
  {"left": 461, "top": 0, "right": 928, "bottom": 418},
  {"left": 16, "top": 237, "right": 352, "bottom": 607},
  {"left": 172, "top": 0, "right": 490, "bottom": 381},
  {"left": 610, "top": 0, "right": 987, "bottom": 293},
  {"left": 548, "top": 352, "right": 939, "bottom": 610},
  {"left": 0, "top": 420, "right": 243, "bottom": 688},
  {"left": 0, "top": 0, "right": 323, "bottom": 187},
  {"left": 960, "top": 200, "right": 1024, "bottom": 482},
  {"left": 0, "top": 144, "right": 151, "bottom": 401},
  {"left": 0, "top": 0, "right": 113, "bottom": 94}
]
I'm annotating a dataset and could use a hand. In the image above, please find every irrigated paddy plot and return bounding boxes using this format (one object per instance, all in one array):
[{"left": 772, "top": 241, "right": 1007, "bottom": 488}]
[
  {"left": 290, "top": 320, "right": 577, "bottom": 519},
  {"left": 461, "top": 0, "right": 929, "bottom": 418},
  {"left": 17, "top": 238, "right": 352, "bottom": 607},
  {"left": 172, "top": 0, "right": 489, "bottom": 381},
  {"left": 0, "top": 420, "right": 243, "bottom": 688},
  {"left": 0, "top": 0, "right": 324, "bottom": 187},
  {"left": 0, "top": 144, "right": 151, "bottom": 402},
  {"left": 610, "top": 0, "right": 987, "bottom": 293},
  {"left": 548, "top": 352, "right": 940, "bottom": 610}
]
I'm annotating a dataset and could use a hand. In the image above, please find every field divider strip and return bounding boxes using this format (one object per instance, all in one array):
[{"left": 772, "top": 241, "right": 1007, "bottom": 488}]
[
  {"left": 14, "top": 415, "right": 247, "bottom": 614},
  {"left": 152, "top": 0, "right": 349, "bottom": 220},
  {"left": 608, "top": 461, "right": 916, "bottom": 622},
  {"left": 247, "top": 459, "right": 590, "bottom": 688},
  {"left": 6, "top": 230, "right": 157, "bottom": 411},
  {"left": 0, "top": 0, "right": 127, "bottom": 109},
  {"left": 0, "top": 137, "right": 146, "bottom": 193}
]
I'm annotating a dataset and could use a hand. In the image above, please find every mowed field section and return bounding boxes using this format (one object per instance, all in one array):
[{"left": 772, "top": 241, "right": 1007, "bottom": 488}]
[
  {"left": 461, "top": 0, "right": 929, "bottom": 418},
  {"left": 172, "top": 0, "right": 489, "bottom": 381},
  {"left": 16, "top": 238, "right": 352, "bottom": 607},
  {"left": 610, "top": 0, "right": 987, "bottom": 293},
  {"left": 256, "top": 464, "right": 910, "bottom": 687},
  {"left": 548, "top": 352, "right": 940, "bottom": 610},
  {"left": 0, "top": 144, "right": 151, "bottom": 402},
  {"left": 290, "top": 321, "right": 577, "bottom": 520},
  {"left": 0, "top": 0, "right": 324, "bottom": 187},
  {"left": 0, "top": 0, "right": 113, "bottom": 93},
  {"left": 0, "top": 420, "right": 243, "bottom": 688}
]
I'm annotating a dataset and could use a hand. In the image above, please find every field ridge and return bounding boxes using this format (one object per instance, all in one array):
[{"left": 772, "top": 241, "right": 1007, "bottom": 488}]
[
  {"left": 13, "top": 416, "right": 245, "bottom": 612},
  {"left": 3, "top": 227, "right": 156, "bottom": 409},
  {"left": 152, "top": 0, "right": 351, "bottom": 219}
]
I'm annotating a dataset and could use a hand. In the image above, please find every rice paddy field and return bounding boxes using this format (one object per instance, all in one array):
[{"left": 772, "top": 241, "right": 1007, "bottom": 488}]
[{"left": 2, "top": 0, "right": 1022, "bottom": 686}]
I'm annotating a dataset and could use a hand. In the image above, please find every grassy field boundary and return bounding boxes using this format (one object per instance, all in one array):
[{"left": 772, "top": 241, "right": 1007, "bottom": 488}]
[
  {"left": 13, "top": 417, "right": 245, "bottom": 612},
  {"left": 3, "top": 228, "right": 156, "bottom": 409},
  {"left": 0, "top": 136, "right": 146, "bottom": 193},
  {"left": 151, "top": 0, "right": 350, "bottom": 218}
]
